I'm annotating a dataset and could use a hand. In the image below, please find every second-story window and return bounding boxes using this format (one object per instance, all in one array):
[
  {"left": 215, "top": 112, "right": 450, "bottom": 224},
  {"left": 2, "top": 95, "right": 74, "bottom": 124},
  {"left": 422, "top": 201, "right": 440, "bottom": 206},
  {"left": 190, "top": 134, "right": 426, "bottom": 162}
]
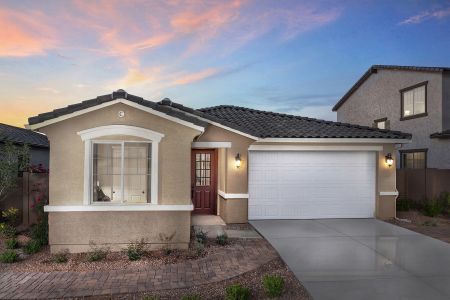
[
  {"left": 400, "top": 82, "right": 427, "bottom": 120},
  {"left": 374, "top": 117, "right": 389, "bottom": 129}
]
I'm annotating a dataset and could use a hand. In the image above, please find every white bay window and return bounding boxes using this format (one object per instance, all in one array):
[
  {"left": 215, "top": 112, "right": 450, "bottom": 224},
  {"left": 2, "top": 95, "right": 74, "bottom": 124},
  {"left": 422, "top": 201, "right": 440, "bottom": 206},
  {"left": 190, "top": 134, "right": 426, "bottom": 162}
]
[{"left": 78, "top": 125, "right": 163, "bottom": 205}]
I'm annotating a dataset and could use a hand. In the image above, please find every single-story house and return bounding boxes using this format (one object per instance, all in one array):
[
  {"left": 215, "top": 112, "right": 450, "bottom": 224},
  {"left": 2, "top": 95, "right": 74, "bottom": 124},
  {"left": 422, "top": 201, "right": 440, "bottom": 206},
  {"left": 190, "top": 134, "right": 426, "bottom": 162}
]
[{"left": 27, "top": 90, "right": 411, "bottom": 253}]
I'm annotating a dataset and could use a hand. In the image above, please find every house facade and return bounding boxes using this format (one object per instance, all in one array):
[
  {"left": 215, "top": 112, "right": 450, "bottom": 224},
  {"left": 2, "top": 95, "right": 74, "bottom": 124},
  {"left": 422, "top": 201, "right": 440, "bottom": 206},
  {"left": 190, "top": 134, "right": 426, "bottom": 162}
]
[
  {"left": 333, "top": 65, "right": 450, "bottom": 170},
  {"left": 28, "top": 90, "right": 410, "bottom": 253}
]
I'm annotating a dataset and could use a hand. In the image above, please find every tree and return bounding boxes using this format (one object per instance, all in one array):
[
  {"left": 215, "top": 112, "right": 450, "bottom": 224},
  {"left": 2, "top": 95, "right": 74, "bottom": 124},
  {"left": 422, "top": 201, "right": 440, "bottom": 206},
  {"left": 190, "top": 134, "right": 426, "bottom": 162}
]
[{"left": 0, "top": 142, "right": 30, "bottom": 201}]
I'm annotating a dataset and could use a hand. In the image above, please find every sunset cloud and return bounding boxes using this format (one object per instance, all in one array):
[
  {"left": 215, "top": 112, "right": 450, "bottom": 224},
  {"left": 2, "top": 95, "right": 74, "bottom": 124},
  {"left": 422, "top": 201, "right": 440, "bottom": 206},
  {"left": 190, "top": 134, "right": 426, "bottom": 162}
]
[
  {"left": 399, "top": 7, "right": 450, "bottom": 25},
  {"left": 173, "top": 68, "right": 220, "bottom": 85},
  {"left": 0, "top": 8, "right": 55, "bottom": 57}
]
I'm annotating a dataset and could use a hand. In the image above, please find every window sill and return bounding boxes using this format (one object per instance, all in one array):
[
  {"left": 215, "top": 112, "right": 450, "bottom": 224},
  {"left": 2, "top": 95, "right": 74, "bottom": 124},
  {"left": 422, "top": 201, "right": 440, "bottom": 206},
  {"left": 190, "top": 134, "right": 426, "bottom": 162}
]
[
  {"left": 400, "top": 112, "right": 428, "bottom": 121},
  {"left": 44, "top": 203, "right": 194, "bottom": 212}
]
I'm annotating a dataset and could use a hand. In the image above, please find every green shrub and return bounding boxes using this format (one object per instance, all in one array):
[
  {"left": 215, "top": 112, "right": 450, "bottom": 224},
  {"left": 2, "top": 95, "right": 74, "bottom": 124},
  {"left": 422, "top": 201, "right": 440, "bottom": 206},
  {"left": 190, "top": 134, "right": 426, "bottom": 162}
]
[
  {"left": 53, "top": 249, "right": 69, "bottom": 263},
  {"left": 181, "top": 295, "right": 200, "bottom": 300},
  {"left": 23, "top": 240, "right": 42, "bottom": 254},
  {"left": 0, "top": 250, "right": 18, "bottom": 263},
  {"left": 30, "top": 221, "right": 48, "bottom": 246},
  {"left": 225, "top": 284, "right": 250, "bottom": 300},
  {"left": 396, "top": 199, "right": 411, "bottom": 211},
  {"left": 2, "top": 207, "right": 19, "bottom": 225},
  {"left": 87, "top": 242, "right": 109, "bottom": 262},
  {"left": 195, "top": 229, "right": 208, "bottom": 245},
  {"left": 126, "top": 239, "right": 146, "bottom": 261},
  {"left": 262, "top": 274, "right": 285, "bottom": 298},
  {"left": 5, "top": 238, "right": 18, "bottom": 249},
  {"left": 423, "top": 200, "right": 444, "bottom": 217},
  {"left": 216, "top": 232, "right": 228, "bottom": 246},
  {"left": 0, "top": 223, "right": 17, "bottom": 238}
]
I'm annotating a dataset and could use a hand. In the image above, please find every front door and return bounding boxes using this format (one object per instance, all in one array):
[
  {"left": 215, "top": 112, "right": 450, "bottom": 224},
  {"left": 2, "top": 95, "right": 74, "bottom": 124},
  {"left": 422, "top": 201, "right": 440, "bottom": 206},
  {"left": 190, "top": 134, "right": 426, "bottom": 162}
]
[{"left": 191, "top": 149, "right": 217, "bottom": 214}]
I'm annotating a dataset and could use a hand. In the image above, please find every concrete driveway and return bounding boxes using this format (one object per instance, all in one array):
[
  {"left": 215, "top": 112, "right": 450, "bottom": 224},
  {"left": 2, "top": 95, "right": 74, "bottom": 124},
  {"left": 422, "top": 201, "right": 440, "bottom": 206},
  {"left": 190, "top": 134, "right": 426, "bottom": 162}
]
[{"left": 250, "top": 219, "right": 450, "bottom": 300}]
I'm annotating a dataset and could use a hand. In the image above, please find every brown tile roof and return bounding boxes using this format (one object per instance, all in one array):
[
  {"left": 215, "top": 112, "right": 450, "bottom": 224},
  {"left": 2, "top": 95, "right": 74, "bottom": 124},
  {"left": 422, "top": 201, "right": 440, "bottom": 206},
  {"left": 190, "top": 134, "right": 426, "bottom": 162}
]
[{"left": 0, "top": 123, "right": 49, "bottom": 147}]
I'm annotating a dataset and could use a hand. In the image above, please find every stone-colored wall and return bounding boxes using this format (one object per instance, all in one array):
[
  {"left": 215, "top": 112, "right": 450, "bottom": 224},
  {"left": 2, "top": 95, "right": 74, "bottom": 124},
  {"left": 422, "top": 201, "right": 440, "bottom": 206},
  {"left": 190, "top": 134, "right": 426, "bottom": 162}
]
[
  {"left": 49, "top": 211, "right": 191, "bottom": 253},
  {"left": 336, "top": 69, "right": 449, "bottom": 169},
  {"left": 38, "top": 103, "right": 201, "bottom": 205},
  {"left": 219, "top": 196, "right": 248, "bottom": 224}
]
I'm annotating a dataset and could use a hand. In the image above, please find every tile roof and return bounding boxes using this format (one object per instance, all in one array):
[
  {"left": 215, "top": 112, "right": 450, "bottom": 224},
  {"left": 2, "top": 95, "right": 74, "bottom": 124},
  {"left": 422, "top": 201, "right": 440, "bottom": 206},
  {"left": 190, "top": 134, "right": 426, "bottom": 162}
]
[
  {"left": 28, "top": 90, "right": 208, "bottom": 128},
  {"left": 197, "top": 105, "right": 411, "bottom": 139},
  {"left": 27, "top": 90, "right": 411, "bottom": 140},
  {"left": 0, "top": 123, "right": 49, "bottom": 147},
  {"left": 332, "top": 65, "right": 450, "bottom": 111}
]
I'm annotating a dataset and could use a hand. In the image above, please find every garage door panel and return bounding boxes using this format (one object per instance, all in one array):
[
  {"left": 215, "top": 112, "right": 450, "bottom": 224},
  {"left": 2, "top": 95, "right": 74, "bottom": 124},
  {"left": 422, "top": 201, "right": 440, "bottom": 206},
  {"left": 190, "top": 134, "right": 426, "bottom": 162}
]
[{"left": 248, "top": 151, "right": 376, "bottom": 220}]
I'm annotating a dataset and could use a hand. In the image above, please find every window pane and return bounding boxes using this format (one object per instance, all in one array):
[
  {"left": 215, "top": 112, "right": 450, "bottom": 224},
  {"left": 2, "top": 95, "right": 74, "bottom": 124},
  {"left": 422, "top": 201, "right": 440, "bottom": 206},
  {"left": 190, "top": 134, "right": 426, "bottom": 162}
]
[
  {"left": 403, "top": 90, "right": 414, "bottom": 116},
  {"left": 376, "top": 121, "right": 385, "bottom": 129},
  {"left": 123, "top": 143, "right": 151, "bottom": 203},
  {"left": 402, "top": 151, "right": 426, "bottom": 169},
  {"left": 413, "top": 152, "right": 425, "bottom": 169},
  {"left": 93, "top": 143, "right": 118, "bottom": 203},
  {"left": 413, "top": 85, "right": 425, "bottom": 114}
]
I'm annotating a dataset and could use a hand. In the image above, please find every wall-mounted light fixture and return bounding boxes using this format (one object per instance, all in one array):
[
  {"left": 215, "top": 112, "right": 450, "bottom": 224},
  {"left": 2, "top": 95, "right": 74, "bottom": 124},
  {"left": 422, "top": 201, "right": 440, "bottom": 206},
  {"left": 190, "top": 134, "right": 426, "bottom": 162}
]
[
  {"left": 235, "top": 153, "right": 241, "bottom": 168},
  {"left": 385, "top": 153, "right": 394, "bottom": 167}
]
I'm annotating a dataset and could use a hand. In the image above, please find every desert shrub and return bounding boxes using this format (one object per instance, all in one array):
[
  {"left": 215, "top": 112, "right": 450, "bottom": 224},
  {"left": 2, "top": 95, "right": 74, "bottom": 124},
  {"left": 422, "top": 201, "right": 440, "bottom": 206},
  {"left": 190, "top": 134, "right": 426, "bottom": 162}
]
[
  {"left": 423, "top": 200, "right": 444, "bottom": 217},
  {"left": 0, "top": 223, "right": 17, "bottom": 238},
  {"left": 2, "top": 207, "right": 19, "bottom": 225},
  {"left": 126, "top": 239, "right": 146, "bottom": 261},
  {"left": 23, "top": 239, "right": 42, "bottom": 254},
  {"left": 87, "top": 242, "right": 110, "bottom": 262},
  {"left": 29, "top": 200, "right": 48, "bottom": 246},
  {"left": 0, "top": 250, "right": 18, "bottom": 263},
  {"left": 396, "top": 199, "right": 411, "bottom": 211},
  {"left": 263, "top": 274, "right": 285, "bottom": 298},
  {"left": 216, "top": 232, "right": 228, "bottom": 245},
  {"left": 225, "top": 284, "right": 250, "bottom": 300},
  {"left": 195, "top": 229, "right": 208, "bottom": 245},
  {"left": 53, "top": 249, "right": 69, "bottom": 263},
  {"left": 5, "top": 238, "right": 18, "bottom": 249},
  {"left": 181, "top": 295, "right": 200, "bottom": 300}
]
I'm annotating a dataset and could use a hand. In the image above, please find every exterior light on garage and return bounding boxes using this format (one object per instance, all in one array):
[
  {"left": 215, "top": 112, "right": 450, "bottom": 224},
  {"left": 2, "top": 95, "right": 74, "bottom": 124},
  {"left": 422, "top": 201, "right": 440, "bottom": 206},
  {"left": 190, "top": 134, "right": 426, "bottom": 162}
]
[
  {"left": 235, "top": 153, "right": 242, "bottom": 168},
  {"left": 385, "top": 153, "right": 394, "bottom": 167}
]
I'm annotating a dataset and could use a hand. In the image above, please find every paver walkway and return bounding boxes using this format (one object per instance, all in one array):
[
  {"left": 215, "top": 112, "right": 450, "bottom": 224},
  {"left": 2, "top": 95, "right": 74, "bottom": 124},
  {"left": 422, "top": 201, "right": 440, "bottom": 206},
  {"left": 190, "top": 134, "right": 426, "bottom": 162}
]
[{"left": 0, "top": 240, "right": 277, "bottom": 299}]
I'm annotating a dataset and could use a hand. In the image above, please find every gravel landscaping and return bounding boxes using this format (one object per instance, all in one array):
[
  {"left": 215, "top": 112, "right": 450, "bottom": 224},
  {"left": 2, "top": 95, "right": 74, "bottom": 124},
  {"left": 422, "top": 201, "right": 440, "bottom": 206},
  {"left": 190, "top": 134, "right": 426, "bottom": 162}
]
[
  {"left": 0, "top": 238, "right": 238, "bottom": 272},
  {"left": 388, "top": 210, "right": 450, "bottom": 243}
]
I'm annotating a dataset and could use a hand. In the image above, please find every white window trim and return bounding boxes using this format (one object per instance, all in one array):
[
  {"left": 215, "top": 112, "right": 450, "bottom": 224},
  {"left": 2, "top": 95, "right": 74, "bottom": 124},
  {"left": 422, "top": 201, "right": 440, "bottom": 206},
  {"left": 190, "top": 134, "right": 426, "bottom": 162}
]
[
  {"left": 44, "top": 204, "right": 194, "bottom": 212},
  {"left": 218, "top": 190, "right": 249, "bottom": 199},
  {"left": 78, "top": 125, "right": 164, "bottom": 205}
]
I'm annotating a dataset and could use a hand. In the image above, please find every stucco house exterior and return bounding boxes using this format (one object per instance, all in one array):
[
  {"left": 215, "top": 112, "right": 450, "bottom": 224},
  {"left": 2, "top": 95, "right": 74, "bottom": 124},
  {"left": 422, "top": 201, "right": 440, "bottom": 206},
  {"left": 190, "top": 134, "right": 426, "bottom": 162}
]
[
  {"left": 27, "top": 89, "right": 411, "bottom": 253},
  {"left": 332, "top": 65, "right": 450, "bottom": 200}
]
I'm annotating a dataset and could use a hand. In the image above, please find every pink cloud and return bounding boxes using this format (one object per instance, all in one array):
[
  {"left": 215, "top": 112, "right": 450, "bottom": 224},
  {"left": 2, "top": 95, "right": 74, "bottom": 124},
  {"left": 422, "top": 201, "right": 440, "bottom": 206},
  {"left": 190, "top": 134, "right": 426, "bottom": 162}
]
[
  {"left": 399, "top": 7, "right": 450, "bottom": 25},
  {"left": 0, "top": 8, "right": 55, "bottom": 57},
  {"left": 173, "top": 68, "right": 219, "bottom": 85}
]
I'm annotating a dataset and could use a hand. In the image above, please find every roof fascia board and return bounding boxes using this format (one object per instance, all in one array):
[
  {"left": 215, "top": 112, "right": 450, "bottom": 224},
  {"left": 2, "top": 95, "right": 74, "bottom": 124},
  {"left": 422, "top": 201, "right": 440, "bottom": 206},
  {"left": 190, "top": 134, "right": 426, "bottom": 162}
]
[
  {"left": 26, "top": 99, "right": 205, "bottom": 132},
  {"left": 249, "top": 144, "right": 383, "bottom": 151},
  {"left": 257, "top": 138, "right": 411, "bottom": 144}
]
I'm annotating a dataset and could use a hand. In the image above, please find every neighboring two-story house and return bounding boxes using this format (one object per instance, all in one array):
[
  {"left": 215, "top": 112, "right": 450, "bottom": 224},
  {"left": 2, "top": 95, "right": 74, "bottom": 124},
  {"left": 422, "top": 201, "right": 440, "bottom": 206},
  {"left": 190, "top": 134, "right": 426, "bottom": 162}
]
[{"left": 333, "top": 65, "right": 450, "bottom": 200}]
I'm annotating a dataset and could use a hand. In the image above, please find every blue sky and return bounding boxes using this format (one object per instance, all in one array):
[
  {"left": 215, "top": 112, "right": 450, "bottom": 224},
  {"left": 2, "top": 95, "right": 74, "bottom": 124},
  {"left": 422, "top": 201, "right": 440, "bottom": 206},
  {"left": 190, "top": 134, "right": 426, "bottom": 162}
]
[{"left": 0, "top": 0, "right": 449, "bottom": 126}]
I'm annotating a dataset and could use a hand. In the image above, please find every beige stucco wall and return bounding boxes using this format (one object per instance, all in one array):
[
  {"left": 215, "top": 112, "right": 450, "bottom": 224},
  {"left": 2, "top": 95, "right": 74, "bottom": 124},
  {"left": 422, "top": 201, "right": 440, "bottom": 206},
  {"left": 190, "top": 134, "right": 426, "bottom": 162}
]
[
  {"left": 336, "top": 69, "right": 449, "bottom": 169},
  {"left": 219, "top": 196, "right": 248, "bottom": 223},
  {"left": 49, "top": 211, "right": 191, "bottom": 253},
  {"left": 39, "top": 103, "right": 202, "bottom": 206}
]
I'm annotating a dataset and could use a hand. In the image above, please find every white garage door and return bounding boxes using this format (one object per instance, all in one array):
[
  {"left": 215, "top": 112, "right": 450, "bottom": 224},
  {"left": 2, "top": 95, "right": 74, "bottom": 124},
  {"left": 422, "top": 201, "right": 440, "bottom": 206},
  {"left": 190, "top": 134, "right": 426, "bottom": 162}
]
[{"left": 248, "top": 151, "right": 376, "bottom": 219}]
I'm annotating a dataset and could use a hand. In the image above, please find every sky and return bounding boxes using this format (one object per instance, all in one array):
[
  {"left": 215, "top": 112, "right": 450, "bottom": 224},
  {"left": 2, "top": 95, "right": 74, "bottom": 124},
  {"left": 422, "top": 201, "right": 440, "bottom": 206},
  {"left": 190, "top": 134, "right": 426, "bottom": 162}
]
[{"left": 0, "top": 0, "right": 450, "bottom": 127}]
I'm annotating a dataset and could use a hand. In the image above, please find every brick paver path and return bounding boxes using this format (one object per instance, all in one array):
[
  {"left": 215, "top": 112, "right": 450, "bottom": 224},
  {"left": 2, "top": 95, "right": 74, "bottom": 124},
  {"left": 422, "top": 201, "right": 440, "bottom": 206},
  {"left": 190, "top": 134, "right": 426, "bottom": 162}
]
[{"left": 0, "top": 240, "right": 277, "bottom": 299}]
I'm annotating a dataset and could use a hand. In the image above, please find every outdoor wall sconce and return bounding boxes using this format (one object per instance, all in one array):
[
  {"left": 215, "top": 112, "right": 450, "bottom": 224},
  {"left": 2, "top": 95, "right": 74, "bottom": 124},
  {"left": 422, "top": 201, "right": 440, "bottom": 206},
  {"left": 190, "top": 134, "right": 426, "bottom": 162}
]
[
  {"left": 385, "top": 153, "right": 394, "bottom": 167},
  {"left": 235, "top": 153, "right": 242, "bottom": 168}
]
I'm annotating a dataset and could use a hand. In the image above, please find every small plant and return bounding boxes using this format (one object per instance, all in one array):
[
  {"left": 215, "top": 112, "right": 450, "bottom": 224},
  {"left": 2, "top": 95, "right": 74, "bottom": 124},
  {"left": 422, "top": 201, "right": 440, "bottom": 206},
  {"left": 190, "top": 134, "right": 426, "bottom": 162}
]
[
  {"left": 0, "top": 250, "right": 18, "bottom": 263},
  {"left": 423, "top": 200, "right": 444, "bottom": 217},
  {"left": 263, "top": 274, "right": 285, "bottom": 298},
  {"left": 29, "top": 220, "right": 48, "bottom": 246},
  {"left": 141, "top": 294, "right": 159, "bottom": 300},
  {"left": 126, "top": 239, "right": 146, "bottom": 261},
  {"left": 23, "top": 239, "right": 42, "bottom": 254},
  {"left": 225, "top": 284, "right": 251, "bottom": 300},
  {"left": 181, "top": 295, "right": 200, "bottom": 300},
  {"left": 0, "top": 223, "right": 17, "bottom": 238},
  {"left": 2, "top": 207, "right": 20, "bottom": 225},
  {"left": 53, "top": 249, "right": 69, "bottom": 263},
  {"left": 5, "top": 238, "right": 18, "bottom": 249},
  {"left": 216, "top": 232, "right": 228, "bottom": 246},
  {"left": 195, "top": 229, "right": 208, "bottom": 245},
  {"left": 159, "top": 231, "right": 176, "bottom": 256},
  {"left": 87, "top": 242, "right": 110, "bottom": 262},
  {"left": 422, "top": 220, "right": 438, "bottom": 227}
]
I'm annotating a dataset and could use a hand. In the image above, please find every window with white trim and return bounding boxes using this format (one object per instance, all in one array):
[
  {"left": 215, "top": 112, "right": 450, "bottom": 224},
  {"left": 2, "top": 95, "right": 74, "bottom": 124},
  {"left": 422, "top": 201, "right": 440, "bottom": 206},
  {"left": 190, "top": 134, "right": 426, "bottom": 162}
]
[
  {"left": 92, "top": 142, "right": 151, "bottom": 203},
  {"left": 401, "top": 82, "right": 427, "bottom": 119}
]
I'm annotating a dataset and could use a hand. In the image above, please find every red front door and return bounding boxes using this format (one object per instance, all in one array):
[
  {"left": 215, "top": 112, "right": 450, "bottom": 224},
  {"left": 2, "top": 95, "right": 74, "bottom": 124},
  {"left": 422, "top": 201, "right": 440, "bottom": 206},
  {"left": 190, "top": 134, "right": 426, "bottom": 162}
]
[{"left": 191, "top": 149, "right": 217, "bottom": 214}]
